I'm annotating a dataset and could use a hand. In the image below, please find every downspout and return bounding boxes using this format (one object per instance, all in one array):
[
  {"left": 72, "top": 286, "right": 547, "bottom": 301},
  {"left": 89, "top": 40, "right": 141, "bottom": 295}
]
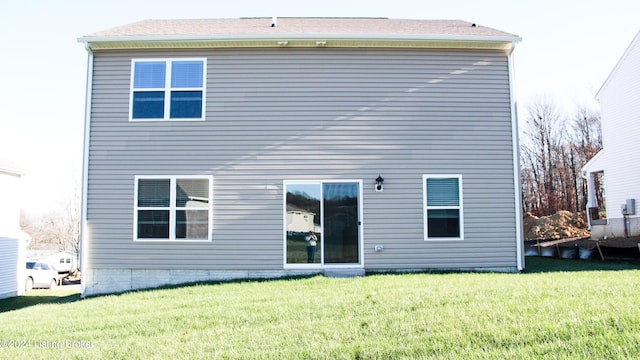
[
  {"left": 508, "top": 40, "right": 524, "bottom": 271},
  {"left": 80, "top": 42, "right": 93, "bottom": 297}
]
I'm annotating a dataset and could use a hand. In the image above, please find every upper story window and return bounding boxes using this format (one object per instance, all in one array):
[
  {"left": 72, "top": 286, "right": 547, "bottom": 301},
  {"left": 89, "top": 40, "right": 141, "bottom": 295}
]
[
  {"left": 130, "top": 58, "right": 206, "bottom": 121},
  {"left": 423, "top": 175, "right": 464, "bottom": 240}
]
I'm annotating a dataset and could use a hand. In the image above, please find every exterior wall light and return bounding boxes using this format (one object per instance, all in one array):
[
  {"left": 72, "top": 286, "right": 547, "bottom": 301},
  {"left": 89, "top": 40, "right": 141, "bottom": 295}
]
[{"left": 375, "top": 175, "right": 384, "bottom": 192}]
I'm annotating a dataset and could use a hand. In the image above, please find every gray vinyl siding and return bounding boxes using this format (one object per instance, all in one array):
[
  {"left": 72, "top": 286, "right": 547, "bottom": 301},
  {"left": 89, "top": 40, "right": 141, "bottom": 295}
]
[{"left": 87, "top": 47, "right": 518, "bottom": 270}]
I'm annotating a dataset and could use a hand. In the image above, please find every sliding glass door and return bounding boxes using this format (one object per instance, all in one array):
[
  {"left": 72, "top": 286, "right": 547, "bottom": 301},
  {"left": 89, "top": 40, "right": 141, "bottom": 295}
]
[{"left": 285, "top": 181, "right": 361, "bottom": 266}]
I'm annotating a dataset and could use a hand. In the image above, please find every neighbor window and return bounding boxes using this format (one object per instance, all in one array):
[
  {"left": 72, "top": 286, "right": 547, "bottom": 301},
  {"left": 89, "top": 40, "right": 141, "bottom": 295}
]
[
  {"left": 135, "top": 176, "right": 212, "bottom": 241},
  {"left": 423, "top": 175, "right": 464, "bottom": 240},
  {"left": 130, "top": 59, "right": 206, "bottom": 120}
]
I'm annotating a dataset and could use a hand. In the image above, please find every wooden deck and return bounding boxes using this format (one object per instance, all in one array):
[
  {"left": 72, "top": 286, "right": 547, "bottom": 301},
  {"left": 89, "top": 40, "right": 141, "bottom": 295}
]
[
  {"left": 532, "top": 236, "right": 599, "bottom": 259},
  {"left": 531, "top": 236, "right": 591, "bottom": 248},
  {"left": 530, "top": 235, "right": 640, "bottom": 260}
]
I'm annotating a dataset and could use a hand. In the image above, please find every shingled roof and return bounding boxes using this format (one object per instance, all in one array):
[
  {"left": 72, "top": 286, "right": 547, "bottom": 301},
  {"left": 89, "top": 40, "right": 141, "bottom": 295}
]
[{"left": 80, "top": 17, "right": 520, "bottom": 51}]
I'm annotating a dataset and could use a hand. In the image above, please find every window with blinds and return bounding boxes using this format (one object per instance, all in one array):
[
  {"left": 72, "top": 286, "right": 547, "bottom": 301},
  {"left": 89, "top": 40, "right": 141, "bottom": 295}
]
[
  {"left": 135, "top": 176, "right": 212, "bottom": 241},
  {"left": 423, "top": 175, "right": 464, "bottom": 240},
  {"left": 130, "top": 59, "right": 206, "bottom": 121}
]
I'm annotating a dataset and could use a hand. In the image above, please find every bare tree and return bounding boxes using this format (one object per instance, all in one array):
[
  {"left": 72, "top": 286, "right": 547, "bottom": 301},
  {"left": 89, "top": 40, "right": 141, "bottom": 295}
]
[
  {"left": 521, "top": 146, "right": 542, "bottom": 214},
  {"left": 520, "top": 95, "right": 602, "bottom": 217},
  {"left": 521, "top": 96, "right": 566, "bottom": 215},
  {"left": 20, "top": 182, "right": 81, "bottom": 268},
  {"left": 569, "top": 105, "right": 602, "bottom": 211}
]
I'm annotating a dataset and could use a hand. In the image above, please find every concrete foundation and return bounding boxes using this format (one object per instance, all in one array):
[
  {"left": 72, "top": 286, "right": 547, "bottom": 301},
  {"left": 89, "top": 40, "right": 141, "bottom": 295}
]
[
  {"left": 82, "top": 268, "right": 322, "bottom": 297},
  {"left": 590, "top": 216, "right": 640, "bottom": 239}
]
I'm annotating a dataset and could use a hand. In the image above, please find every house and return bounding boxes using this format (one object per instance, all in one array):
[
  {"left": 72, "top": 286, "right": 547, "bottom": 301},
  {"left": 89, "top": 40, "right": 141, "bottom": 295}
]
[
  {"left": 78, "top": 17, "right": 523, "bottom": 296},
  {"left": 286, "top": 207, "right": 320, "bottom": 234},
  {"left": 47, "top": 250, "right": 78, "bottom": 273},
  {"left": 0, "top": 158, "right": 29, "bottom": 299},
  {"left": 582, "top": 30, "right": 640, "bottom": 239},
  {"left": 29, "top": 250, "right": 78, "bottom": 273}
]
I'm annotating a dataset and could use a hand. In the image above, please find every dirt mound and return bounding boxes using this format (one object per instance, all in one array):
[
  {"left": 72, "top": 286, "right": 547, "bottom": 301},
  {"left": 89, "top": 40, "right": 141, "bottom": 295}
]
[{"left": 524, "top": 210, "right": 590, "bottom": 241}]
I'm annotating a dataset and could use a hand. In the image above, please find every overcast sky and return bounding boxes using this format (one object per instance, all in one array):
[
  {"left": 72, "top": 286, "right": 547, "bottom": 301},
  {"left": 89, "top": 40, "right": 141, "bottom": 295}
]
[{"left": 1, "top": 0, "right": 638, "bottom": 214}]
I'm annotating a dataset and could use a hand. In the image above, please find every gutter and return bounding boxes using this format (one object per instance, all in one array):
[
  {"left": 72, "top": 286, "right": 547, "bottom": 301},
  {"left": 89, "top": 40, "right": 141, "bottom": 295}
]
[{"left": 79, "top": 43, "right": 93, "bottom": 297}]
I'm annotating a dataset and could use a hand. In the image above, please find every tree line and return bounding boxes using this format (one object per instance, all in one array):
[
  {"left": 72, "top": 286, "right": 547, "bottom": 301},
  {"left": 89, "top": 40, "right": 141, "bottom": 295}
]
[{"left": 520, "top": 96, "right": 602, "bottom": 217}]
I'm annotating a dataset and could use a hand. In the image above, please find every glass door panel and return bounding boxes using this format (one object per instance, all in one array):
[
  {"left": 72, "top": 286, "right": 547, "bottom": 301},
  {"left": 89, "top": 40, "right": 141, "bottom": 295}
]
[
  {"left": 286, "top": 183, "right": 321, "bottom": 264},
  {"left": 323, "top": 183, "right": 359, "bottom": 264}
]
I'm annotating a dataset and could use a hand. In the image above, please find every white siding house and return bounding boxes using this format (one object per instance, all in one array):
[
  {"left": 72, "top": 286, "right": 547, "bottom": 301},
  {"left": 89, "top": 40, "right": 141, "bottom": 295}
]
[
  {"left": 287, "top": 208, "right": 320, "bottom": 233},
  {"left": 0, "top": 158, "right": 29, "bottom": 299},
  {"left": 79, "top": 18, "right": 523, "bottom": 297},
  {"left": 583, "top": 30, "right": 640, "bottom": 238},
  {"left": 32, "top": 251, "right": 78, "bottom": 273}
]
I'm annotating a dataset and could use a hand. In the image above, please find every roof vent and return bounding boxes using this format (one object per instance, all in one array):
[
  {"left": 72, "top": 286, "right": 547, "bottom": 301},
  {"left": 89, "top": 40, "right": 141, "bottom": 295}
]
[{"left": 271, "top": 16, "right": 277, "bottom": 27}]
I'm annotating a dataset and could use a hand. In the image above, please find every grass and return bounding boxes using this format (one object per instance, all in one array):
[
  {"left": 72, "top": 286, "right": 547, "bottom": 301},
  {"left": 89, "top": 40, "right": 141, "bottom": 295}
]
[{"left": 1, "top": 258, "right": 640, "bottom": 359}]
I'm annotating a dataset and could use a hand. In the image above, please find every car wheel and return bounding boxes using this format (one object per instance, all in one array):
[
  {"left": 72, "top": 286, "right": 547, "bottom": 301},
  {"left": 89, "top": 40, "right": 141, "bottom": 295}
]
[
  {"left": 25, "top": 277, "right": 33, "bottom": 291},
  {"left": 49, "top": 279, "right": 57, "bottom": 289}
]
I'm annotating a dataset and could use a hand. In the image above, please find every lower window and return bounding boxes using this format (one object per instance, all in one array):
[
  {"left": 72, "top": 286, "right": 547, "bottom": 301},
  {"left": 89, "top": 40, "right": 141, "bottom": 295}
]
[
  {"left": 423, "top": 175, "right": 464, "bottom": 240},
  {"left": 134, "top": 175, "right": 212, "bottom": 241}
]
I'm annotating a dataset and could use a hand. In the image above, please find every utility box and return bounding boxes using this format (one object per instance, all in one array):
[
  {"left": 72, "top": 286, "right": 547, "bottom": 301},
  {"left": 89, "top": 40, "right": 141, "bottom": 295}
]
[{"left": 626, "top": 199, "right": 636, "bottom": 215}]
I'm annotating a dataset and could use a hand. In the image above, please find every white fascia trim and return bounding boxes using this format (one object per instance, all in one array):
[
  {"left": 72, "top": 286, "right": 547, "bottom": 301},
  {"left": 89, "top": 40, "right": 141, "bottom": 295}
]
[
  {"left": 80, "top": 46, "right": 93, "bottom": 296},
  {"left": 78, "top": 33, "right": 521, "bottom": 50},
  {"left": 580, "top": 150, "right": 605, "bottom": 177},
  {"left": 596, "top": 30, "right": 640, "bottom": 99},
  {"left": 0, "top": 166, "right": 26, "bottom": 177},
  {"left": 0, "top": 169, "right": 22, "bottom": 177}
]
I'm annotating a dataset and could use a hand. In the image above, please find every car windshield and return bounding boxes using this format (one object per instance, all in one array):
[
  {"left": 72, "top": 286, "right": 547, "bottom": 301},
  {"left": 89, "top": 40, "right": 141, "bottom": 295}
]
[{"left": 26, "top": 262, "right": 36, "bottom": 269}]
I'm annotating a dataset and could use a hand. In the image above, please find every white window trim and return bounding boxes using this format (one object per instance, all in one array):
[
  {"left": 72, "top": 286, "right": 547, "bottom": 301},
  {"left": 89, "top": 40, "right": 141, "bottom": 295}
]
[
  {"left": 134, "top": 175, "right": 213, "bottom": 242},
  {"left": 423, "top": 174, "right": 464, "bottom": 241},
  {"left": 129, "top": 58, "right": 207, "bottom": 122}
]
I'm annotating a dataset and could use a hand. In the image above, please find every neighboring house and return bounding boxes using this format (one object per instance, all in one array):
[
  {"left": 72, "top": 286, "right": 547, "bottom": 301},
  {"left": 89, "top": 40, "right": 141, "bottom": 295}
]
[
  {"left": 78, "top": 17, "right": 523, "bottom": 296},
  {"left": 582, "top": 30, "right": 640, "bottom": 239},
  {"left": 286, "top": 207, "right": 320, "bottom": 234},
  {"left": 47, "top": 250, "right": 78, "bottom": 273},
  {"left": 0, "top": 158, "right": 29, "bottom": 299},
  {"left": 29, "top": 250, "right": 78, "bottom": 273}
]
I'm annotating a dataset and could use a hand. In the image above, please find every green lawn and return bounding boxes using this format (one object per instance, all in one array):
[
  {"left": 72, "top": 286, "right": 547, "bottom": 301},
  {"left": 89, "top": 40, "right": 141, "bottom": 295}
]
[{"left": 1, "top": 258, "right": 640, "bottom": 359}]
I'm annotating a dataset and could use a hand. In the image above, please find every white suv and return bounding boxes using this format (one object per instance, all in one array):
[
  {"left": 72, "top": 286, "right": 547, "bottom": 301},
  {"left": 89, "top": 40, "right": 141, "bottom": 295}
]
[{"left": 25, "top": 261, "right": 59, "bottom": 290}]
